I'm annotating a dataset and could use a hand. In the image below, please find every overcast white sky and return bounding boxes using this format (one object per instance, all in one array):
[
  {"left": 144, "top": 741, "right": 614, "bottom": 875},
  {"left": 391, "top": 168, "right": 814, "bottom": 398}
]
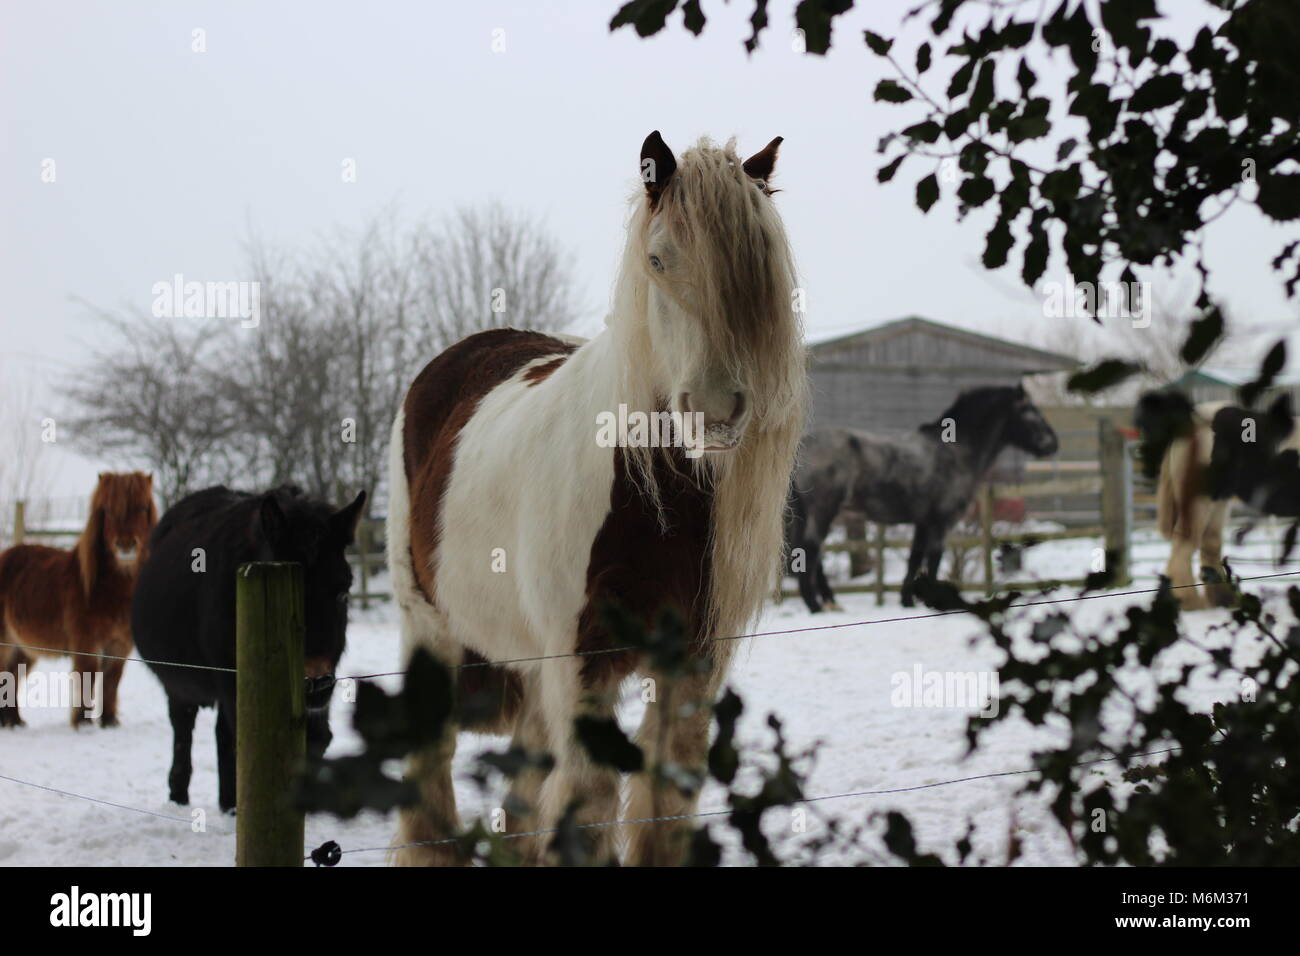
[{"left": 2, "top": 0, "right": 1297, "bottom": 496}]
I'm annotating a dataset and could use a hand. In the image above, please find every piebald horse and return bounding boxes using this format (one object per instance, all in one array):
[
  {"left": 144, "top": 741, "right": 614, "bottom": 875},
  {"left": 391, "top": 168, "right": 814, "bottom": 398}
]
[
  {"left": 1147, "top": 393, "right": 1300, "bottom": 608},
  {"left": 387, "top": 132, "right": 806, "bottom": 865},
  {"left": 0, "top": 472, "right": 157, "bottom": 728}
]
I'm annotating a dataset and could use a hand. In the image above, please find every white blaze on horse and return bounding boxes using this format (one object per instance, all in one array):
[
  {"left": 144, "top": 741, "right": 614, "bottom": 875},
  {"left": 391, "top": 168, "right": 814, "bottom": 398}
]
[{"left": 386, "top": 132, "right": 806, "bottom": 865}]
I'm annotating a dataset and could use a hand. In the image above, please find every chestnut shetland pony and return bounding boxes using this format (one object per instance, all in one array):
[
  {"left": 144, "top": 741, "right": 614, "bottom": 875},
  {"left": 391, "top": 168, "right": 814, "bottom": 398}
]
[
  {"left": 0, "top": 472, "right": 157, "bottom": 728},
  {"left": 387, "top": 132, "right": 806, "bottom": 865}
]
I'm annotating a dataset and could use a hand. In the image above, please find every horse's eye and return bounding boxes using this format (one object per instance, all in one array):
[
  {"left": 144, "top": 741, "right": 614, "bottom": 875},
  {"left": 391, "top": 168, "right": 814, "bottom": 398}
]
[{"left": 648, "top": 254, "right": 664, "bottom": 273}]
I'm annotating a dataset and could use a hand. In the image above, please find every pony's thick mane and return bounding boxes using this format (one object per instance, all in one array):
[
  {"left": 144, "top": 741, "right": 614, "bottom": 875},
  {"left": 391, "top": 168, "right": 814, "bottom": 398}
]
[
  {"left": 77, "top": 472, "right": 155, "bottom": 597},
  {"left": 608, "top": 137, "right": 807, "bottom": 649},
  {"left": 920, "top": 385, "right": 1022, "bottom": 434}
]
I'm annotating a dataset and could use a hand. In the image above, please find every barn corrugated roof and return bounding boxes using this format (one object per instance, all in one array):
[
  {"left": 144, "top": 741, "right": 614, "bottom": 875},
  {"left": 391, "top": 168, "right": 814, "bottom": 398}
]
[{"left": 808, "top": 316, "right": 1078, "bottom": 371}]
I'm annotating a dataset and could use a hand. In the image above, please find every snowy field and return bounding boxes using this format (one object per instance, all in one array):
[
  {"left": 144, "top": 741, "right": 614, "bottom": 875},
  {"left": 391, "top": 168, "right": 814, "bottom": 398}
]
[{"left": 1, "top": 526, "right": 1296, "bottom": 867}]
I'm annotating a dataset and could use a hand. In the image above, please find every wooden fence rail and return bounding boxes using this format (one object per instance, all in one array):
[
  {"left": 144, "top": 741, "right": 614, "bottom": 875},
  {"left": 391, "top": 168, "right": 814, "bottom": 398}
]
[{"left": 8, "top": 501, "right": 393, "bottom": 608}]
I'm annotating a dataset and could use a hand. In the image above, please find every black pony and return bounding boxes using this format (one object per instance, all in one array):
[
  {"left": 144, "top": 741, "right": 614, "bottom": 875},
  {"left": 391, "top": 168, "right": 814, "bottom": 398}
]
[
  {"left": 132, "top": 484, "right": 366, "bottom": 811},
  {"left": 787, "top": 385, "right": 1059, "bottom": 611}
]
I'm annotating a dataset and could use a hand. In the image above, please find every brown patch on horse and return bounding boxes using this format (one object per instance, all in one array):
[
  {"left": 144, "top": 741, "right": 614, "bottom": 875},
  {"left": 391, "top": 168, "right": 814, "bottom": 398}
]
[
  {"left": 575, "top": 448, "right": 714, "bottom": 689},
  {"left": 401, "top": 330, "right": 575, "bottom": 728},
  {"left": 0, "top": 472, "right": 157, "bottom": 727},
  {"left": 456, "top": 648, "right": 524, "bottom": 733},
  {"left": 523, "top": 356, "right": 569, "bottom": 386},
  {"left": 402, "top": 329, "right": 577, "bottom": 605}
]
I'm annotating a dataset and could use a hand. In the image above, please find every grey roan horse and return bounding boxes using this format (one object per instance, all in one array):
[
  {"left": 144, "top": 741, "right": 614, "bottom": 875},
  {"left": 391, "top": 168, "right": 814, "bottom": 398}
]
[{"left": 786, "top": 385, "right": 1059, "bottom": 611}]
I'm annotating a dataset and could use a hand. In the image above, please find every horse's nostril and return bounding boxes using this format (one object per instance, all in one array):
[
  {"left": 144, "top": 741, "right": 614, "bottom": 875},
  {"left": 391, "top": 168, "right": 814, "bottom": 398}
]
[{"left": 731, "top": 391, "right": 748, "bottom": 425}]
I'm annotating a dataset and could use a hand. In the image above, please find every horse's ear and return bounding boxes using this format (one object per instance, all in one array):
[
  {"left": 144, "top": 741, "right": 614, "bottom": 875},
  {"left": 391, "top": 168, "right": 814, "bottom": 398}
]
[
  {"left": 742, "top": 136, "right": 783, "bottom": 183},
  {"left": 260, "top": 494, "right": 288, "bottom": 548},
  {"left": 640, "top": 130, "right": 677, "bottom": 206},
  {"left": 330, "top": 490, "right": 367, "bottom": 545}
]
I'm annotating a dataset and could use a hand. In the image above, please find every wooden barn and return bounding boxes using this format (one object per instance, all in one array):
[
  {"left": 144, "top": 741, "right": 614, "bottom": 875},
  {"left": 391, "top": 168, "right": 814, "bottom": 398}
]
[{"left": 807, "top": 316, "right": 1077, "bottom": 433}]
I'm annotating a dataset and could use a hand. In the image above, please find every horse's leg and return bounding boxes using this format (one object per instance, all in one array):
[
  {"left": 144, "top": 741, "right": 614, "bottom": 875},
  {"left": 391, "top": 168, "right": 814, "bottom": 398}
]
[
  {"left": 816, "top": 561, "right": 842, "bottom": 612},
  {"left": 167, "top": 699, "right": 199, "bottom": 804},
  {"left": 215, "top": 696, "right": 237, "bottom": 812},
  {"left": 0, "top": 645, "right": 28, "bottom": 728},
  {"left": 1201, "top": 498, "right": 1233, "bottom": 607},
  {"left": 98, "top": 637, "right": 128, "bottom": 727},
  {"left": 502, "top": 672, "right": 551, "bottom": 860},
  {"left": 69, "top": 651, "right": 99, "bottom": 729},
  {"left": 796, "top": 539, "right": 824, "bottom": 614},
  {"left": 394, "top": 608, "right": 463, "bottom": 867},
  {"left": 787, "top": 501, "right": 823, "bottom": 614},
  {"left": 925, "top": 521, "right": 948, "bottom": 582},
  {"left": 625, "top": 657, "right": 722, "bottom": 866},
  {"left": 900, "top": 526, "right": 929, "bottom": 607},
  {"left": 531, "top": 662, "right": 622, "bottom": 866},
  {"left": 1166, "top": 497, "right": 1209, "bottom": 610}
]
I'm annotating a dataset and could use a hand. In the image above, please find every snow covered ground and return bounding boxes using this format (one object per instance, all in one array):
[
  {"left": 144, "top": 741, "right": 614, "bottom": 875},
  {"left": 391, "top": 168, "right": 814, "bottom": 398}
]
[{"left": 1, "top": 526, "right": 1295, "bottom": 867}]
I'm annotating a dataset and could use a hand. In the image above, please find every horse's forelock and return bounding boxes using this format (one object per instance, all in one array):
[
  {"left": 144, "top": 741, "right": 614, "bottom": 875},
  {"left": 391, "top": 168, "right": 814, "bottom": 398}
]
[
  {"left": 91, "top": 471, "right": 154, "bottom": 516},
  {"left": 648, "top": 138, "right": 802, "bottom": 420}
]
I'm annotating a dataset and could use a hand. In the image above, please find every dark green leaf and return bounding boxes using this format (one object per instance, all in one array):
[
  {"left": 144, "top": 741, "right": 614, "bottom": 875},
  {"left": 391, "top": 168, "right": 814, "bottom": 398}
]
[
  {"left": 1022, "top": 209, "right": 1050, "bottom": 286},
  {"left": 1129, "top": 73, "right": 1183, "bottom": 111},
  {"left": 916, "top": 41, "right": 932, "bottom": 74},
  {"left": 863, "top": 29, "right": 892, "bottom": 55},
  {"left": 982, "top": 215, "right": 1014, "bottom": 268},
  {"left": 1180, "top": 307, "right": 1224, "bottom": 365},
  {"left": 681, "top": 0, "right": 705, "bottom": 35},
  {"left": 970, "top": 59, "right": 996, "bottom": 113},
  {"left": 794, "top": 0, "right": 854, "bottom": 56},
  {"left": 957, "top": 174, "right": 995, "bottom": 208},
  {"left": 874, "top": 79, "right": 913, "bottom": 103},
  {"left": 877, "top": 154, "right": 906, "bottom": 183},
  {"left": 1016, "top": 57, "right": 1036, "bottom": 94},
  {"left": 947, "top": 59, "right": 975, "bottom": 97},
  {"left": 901, "top": 120, "right": 942, "bottom": 143},
  {"left": 609, "top": 0, "right": 679, "bottom": 37},
  {"left": 916, "top": 173, "right": 939, "bottom": 212},
  {"left": 1258, "top": 173, "right": 1300, "bottom": 223},
  {"left": 1068, "top": 359, "right": 1141, "bottom": 394},
  {"left": 575, "top": 715, "right": 644, "bottom": 772},
  {"left": 708, "top": 688, "right": 743, "bottom": 784}
]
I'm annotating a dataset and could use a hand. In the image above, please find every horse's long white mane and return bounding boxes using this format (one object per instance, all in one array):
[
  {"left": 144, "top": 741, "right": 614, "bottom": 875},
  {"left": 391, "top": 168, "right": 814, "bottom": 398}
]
[{"left": 607, "top": 137, "right": 807, "bottom": 650}]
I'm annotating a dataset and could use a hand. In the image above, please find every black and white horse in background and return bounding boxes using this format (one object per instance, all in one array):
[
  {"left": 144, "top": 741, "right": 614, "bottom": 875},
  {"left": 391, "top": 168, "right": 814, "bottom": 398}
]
[{"left": 787, "top": 385, "right": 1059, "bottom": 610}]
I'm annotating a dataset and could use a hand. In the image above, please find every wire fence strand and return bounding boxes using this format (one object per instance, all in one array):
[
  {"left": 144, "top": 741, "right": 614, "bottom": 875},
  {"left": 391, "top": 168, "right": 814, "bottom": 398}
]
[
  {"left": 3, "top": 567, "right": 1291, "bottom": 864},
  {"left": 317, "top": 746, "right": 1184, "bottom": 861},
  {"left": 0, "top": 640, "right": 236, "bottom": 674},
  {"left": 0, "top": 770, "right": 231, "bottom": 834},
  {"left": 5, "top": 568, "right": 1293, "bottom": 681},
  {"left": 334, "top": 568, "right": 1300, "bottom": 682}
]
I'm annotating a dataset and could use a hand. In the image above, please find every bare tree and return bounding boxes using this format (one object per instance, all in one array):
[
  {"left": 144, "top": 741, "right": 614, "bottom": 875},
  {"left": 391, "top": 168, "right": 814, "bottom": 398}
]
[
  {"left": 63, "top": 310, "right": 238, "bottom": 507},
  {"left": 0, "top": 362, "right": 59, "bottom": 542},
  {"left": 63, "top": 204, "right": 584, "bottom": 511},
  {"left": 413, "top": 203, "right": 582, "bottom": 351}
]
